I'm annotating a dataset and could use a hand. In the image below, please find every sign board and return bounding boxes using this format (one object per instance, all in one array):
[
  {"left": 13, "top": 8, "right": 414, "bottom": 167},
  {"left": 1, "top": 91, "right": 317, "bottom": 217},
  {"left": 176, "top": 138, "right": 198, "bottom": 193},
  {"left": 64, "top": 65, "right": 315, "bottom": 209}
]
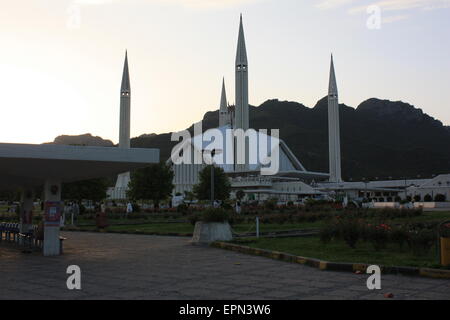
[{"left": 44, "top": 201, "right": 62, "bottom": 227}]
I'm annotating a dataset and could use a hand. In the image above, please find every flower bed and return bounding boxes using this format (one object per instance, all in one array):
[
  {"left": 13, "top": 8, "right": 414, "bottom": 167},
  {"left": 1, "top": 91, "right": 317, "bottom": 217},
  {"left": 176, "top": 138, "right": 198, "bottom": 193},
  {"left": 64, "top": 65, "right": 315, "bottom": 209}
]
[{"left": 319, "top": 215, "right": 438, "bottom": 256}]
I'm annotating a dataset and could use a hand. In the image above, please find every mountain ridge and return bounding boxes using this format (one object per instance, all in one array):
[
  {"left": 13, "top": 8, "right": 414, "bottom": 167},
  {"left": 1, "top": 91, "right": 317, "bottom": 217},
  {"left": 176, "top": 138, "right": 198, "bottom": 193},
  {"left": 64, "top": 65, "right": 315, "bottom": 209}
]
[{"left": 48, "top": 97, "right": 450, "bottom": 180}]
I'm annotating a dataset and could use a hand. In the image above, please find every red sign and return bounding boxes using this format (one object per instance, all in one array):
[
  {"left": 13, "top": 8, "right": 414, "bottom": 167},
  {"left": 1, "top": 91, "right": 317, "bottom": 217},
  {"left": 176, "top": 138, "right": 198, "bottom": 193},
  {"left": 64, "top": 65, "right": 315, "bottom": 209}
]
[{"left": 44, "top": 201, "right": 62, "bottom": 227}]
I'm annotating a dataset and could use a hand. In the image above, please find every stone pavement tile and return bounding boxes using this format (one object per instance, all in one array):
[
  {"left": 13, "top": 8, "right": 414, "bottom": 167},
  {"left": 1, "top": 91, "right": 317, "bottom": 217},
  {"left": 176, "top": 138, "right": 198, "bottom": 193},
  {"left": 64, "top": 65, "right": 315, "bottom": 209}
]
[
  {"left": 302, "top": 295, "right": 345, "bottom": 300},
  {"left": 427, "top": 284, "right": 450, "bottom": 294},
  {"left": 227, "top": 286, "right": 269, "bottom": 296},
  {"left": 280, "top": 286, "right": 319, "bottom": 295},
  {"left": 251, "top": 282, "right": 286, "bottom": 290},
  {"left": 413, "top": 291, "right": 450, "bottom": 300},
  {"left": 345, "top": 284, "right": 378, "bottom": 293},
  {"left": 260, "top": 290, "right": 299, "bottom": 299},
  {"left": 321, "top": 288, "right": 369, "bottom": 300}
]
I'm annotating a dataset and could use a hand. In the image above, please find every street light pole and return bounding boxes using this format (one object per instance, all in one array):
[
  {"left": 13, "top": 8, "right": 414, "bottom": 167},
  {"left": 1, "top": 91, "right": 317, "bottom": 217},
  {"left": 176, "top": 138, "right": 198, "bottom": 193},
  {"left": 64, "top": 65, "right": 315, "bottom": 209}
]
[
  {"left": 211, "top": 161, "right": 215, "bottom": 207},
  {"left": 206, "top": 149, "right": 222, "bottom": 207}
]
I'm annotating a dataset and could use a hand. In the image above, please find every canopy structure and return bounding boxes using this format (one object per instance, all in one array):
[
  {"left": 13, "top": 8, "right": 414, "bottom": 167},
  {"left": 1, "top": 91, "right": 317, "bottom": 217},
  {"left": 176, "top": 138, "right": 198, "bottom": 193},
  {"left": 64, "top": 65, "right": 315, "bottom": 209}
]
[
  {"left": 0, "top": 142, "right": 160, "bottom": 256},
  {"left": 0, "top": 143, "right": 160, "bottom": 189}
]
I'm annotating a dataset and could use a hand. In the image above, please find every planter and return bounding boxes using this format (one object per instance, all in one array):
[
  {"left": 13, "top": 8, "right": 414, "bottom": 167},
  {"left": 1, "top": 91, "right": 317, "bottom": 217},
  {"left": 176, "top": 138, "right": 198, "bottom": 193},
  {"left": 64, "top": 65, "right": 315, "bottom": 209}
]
[
  {"left": 191, "top": 221, "right": 233, "bottom": 244},
  {"left": 441, "top": 237, "right": 450, "bottom": 267}
]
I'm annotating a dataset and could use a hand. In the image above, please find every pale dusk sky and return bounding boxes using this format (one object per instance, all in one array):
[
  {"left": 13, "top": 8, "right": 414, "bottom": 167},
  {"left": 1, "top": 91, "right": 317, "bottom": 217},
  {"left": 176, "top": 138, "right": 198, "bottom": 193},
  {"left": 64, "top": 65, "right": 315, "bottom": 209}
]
[{"left": 0, "top": 0, "right": 449, "bottom": 144}]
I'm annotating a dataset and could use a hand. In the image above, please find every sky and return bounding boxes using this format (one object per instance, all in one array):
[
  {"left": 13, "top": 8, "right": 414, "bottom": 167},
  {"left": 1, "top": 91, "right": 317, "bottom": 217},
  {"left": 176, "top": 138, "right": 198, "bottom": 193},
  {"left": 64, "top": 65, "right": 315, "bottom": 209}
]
[{"left": 0, "top": 0, "right": 449, "bottom": 144}]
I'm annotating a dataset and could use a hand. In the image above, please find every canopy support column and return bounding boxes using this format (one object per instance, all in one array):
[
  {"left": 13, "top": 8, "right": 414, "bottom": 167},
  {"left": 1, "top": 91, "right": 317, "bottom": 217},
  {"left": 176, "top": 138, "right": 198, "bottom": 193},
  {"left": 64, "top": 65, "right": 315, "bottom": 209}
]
[
  {"left": 43, "top": 179, "right": 62, "bottom": 256},
  {"left": 19, "top": 188, "right": 34, "bottom": 244}
]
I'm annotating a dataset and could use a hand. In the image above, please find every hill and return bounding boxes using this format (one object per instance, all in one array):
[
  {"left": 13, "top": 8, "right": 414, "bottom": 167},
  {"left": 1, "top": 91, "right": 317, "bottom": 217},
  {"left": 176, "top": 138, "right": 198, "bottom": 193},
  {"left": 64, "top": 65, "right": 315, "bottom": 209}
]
[
  {"left": 50, "top": 98, "right": 450, "bottom": 180},
  {"left": 132, "top": 97, "right": 450, "bottom": 180}
]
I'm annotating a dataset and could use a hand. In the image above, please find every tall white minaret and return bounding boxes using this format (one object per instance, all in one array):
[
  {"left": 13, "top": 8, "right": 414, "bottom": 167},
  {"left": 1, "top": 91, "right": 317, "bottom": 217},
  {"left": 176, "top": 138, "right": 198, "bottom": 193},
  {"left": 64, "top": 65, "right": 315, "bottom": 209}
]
[
  {"left": 115, "top": 51, "right": 132, "bottom": 193},
  {"left": 234, "top": 15, "right": 249, "bottom": 172},
  {"left": 119, "top": 51, "right": 131, "bottom": 149},
  {"left": 219, "top": 78, "right": 229, "bottom": 127},
  {"left": 328, "top": 54, "right": 343, "bottom": 183},
  {"left": 235, "top": 14, "right": 249, "bottom": 132}
]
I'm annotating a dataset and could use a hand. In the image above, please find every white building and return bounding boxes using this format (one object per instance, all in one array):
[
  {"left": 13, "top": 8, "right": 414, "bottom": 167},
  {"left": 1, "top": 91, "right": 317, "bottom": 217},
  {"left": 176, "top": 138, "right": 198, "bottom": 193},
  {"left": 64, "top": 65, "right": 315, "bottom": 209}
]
[
  {"left": 407, "top": 174, "right": 450, "bottom": 202},
  {"left": 168, "top": 16, "right": 329, "bottom": 202}
]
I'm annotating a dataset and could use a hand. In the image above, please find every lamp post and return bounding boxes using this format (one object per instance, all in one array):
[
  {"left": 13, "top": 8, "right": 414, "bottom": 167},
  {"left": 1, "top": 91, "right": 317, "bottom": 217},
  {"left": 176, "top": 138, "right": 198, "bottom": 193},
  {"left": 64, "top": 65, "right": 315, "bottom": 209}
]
[
  {"left": 204, "top": 149, "right": 223, "bottom": 207},
  {"left": 211, "top": 156, "right": 214, "bottom": 206}
]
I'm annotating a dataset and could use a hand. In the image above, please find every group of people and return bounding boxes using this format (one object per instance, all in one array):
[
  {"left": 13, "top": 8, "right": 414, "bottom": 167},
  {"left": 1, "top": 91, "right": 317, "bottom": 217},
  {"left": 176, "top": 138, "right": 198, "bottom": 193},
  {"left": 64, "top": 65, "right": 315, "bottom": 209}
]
[{"left": 62, "top": 202, "right": 80, "bottom": 226}]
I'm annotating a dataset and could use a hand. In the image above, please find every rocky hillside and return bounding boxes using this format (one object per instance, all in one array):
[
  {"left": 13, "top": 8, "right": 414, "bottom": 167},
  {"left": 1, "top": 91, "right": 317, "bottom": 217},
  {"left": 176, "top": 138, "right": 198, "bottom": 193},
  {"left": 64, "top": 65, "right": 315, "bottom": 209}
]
[{"left": 50, "top": 98, "right": 450, "bottom": 180}]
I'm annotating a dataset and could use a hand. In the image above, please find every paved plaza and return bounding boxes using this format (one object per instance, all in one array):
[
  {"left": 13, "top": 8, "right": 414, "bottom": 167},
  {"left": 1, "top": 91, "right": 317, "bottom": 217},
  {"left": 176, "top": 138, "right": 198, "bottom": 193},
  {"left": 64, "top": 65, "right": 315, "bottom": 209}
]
[{"left": 0, "top": 232, "right": 449, "bottom": 300}]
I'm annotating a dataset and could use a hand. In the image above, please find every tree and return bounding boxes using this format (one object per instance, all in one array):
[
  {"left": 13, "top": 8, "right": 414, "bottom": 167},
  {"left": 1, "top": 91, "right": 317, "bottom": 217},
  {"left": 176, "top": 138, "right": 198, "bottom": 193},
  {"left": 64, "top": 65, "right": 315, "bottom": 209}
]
[
  {"left": 183, "top": 191, "right": 196, "bottom": 207},
  {"left": 236, "top": 190, "right": 245, "bottom": 202},
  {"left": 62, "top": 178, "right": 109, "bottom": 202},
  {"left": 127, "top": 163, "right": 174, "bottom": 208},
  {"left": 0, "top": 189, "right": 20, "bottom": 202},
  {"left": 193, "top": 165, "right": 231, "bottom": 201}
]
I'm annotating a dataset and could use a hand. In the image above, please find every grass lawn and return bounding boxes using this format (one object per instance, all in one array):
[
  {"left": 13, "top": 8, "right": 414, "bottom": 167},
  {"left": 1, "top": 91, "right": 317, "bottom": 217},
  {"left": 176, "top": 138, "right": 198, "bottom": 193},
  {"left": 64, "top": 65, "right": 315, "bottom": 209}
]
[
  {"left": 236, "top": 236, "right": 444, "bottom": 269},
  {"left": 389, "top": 211, "right": 450, "bottom": 224}
]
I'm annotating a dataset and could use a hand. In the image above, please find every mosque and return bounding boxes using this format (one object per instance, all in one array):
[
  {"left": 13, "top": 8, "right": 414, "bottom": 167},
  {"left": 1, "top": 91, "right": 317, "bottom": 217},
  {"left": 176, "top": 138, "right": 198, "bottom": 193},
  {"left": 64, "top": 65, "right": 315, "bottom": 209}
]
[
  {"left": 109, "top": 15, "right": 450, "bottom": 207},
  {"left": 167, "top": 15, "right": 330, "bottom": 202}
]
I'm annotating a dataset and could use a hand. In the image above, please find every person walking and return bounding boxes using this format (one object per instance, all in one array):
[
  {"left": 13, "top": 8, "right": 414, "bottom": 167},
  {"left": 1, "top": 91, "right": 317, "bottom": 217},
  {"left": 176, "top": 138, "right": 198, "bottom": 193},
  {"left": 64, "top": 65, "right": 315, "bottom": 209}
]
[
  {"left": 71, "top": 202, "right": 80, "bottom": 226},
  {"left": 126, "top": 202, "right": 133, "bottom": 218}
]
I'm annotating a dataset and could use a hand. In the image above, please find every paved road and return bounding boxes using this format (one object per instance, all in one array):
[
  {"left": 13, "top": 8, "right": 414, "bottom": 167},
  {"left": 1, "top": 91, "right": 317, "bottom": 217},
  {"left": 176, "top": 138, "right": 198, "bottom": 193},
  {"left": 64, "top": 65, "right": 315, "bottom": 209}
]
[{"left": 0, "top": 232, "right": 449, "bottom": 300}]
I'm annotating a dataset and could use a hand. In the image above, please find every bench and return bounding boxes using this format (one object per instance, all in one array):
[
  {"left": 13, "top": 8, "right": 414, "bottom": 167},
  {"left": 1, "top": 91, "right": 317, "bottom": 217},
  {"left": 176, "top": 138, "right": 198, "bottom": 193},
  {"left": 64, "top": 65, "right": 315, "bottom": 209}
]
[
  {"left": 0, "top": 223, "right": 20, "bottom": 242},
  {"left": 1, "top": 222, "right": 67, "bottom": 254}
]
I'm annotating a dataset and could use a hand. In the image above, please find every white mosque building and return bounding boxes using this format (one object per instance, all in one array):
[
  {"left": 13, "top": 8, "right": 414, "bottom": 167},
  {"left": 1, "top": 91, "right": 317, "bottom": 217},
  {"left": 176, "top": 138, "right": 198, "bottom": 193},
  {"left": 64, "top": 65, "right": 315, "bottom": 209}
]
[
  {"left": 168, "top": 16, "right": 330, "bottom": 202},
  {"left": 107, "top": 15, "right": 450, "bottom": 206}
]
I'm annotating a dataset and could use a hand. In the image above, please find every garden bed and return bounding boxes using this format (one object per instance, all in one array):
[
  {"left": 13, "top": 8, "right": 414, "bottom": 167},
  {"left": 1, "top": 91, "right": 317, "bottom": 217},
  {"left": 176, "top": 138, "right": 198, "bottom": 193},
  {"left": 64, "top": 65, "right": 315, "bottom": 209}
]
[{"left": 233, "top": 236, "right": 444, "bottom": 269}]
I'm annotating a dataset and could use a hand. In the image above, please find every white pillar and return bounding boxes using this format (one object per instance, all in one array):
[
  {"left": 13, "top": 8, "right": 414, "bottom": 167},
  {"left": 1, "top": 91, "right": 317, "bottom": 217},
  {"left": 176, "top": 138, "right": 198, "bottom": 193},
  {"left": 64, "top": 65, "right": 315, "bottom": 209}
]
[
  {"left": 328, "top": 55, "right": 342, "bottom": 183},
  {"left": 43, "top": 179, "right": 62, "bottom": 256},
  {"left": 19, "top": 189, "right": 34, "bottom": 243},
  {"left": 234, "top": 15, "right": 250, "bottom": 172}
]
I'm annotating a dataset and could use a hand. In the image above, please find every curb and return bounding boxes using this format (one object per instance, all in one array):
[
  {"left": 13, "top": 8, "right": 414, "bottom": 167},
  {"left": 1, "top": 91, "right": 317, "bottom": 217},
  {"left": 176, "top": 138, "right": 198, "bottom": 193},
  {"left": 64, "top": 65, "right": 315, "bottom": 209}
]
[{"left": 211, "top": 242, "right": 450, "bottom": 280}]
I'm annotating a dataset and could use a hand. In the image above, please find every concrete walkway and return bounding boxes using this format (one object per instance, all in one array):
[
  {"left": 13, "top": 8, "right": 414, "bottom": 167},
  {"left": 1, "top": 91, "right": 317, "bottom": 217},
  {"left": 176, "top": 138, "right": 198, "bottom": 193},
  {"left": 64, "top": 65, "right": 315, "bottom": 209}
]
[{"left": 0, "top": 232, "right": 449, "bottom": 300}]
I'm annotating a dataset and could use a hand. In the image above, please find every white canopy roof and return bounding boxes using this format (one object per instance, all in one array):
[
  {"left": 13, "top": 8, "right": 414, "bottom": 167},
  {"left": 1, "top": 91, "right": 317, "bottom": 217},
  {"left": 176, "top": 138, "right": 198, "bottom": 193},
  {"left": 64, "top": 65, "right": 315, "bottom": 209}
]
[{"left": 0, "top": 143, "right": 159, "bottom": 189}]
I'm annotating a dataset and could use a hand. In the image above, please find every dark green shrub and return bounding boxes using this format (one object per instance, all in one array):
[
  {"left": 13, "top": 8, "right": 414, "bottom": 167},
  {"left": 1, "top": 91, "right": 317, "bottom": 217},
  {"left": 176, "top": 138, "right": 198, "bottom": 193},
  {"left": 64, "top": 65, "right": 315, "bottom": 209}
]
[
  {"left": 413, "top": 195, "right": 421, "bottom": 202},
  {"left": 424, "top": 194, "right": 432, "bottom": 202},
  {"left": 177, "top": 203, "right": 189, "bottom": 215},
  {"left": 434, "top": 194, "right": 446, "bottom": 202},
  {"left": 367, "top": 224, "right": 391, "bottom": 251},
  {"left": 201, "top": 208, "right": 230, "bottom": 223},
  {"left": 407, "top": 230, "right": 435, "bottom": 256},
  {"left": 319, "top": 223, "right": 337, "bottom": 244},
  {"left": 264, "top": 198, "right": 277, "bottom": 211},
  {"left": 390, "top": 227, "right": 409, "bottom": 249},
  {"left": 188, "top": 213, "right": 201, "bottom": 225},
  {"left": 131, "top": 203, "right": 140, "bottom": 212},
  {"left": 220, "top": 201, "right": 233, "bottom": 211},
  {"left": 337, "top": 217, "right": 361, "bottom": 249},
  {"left": 440, "top": 223, "right": 450, "bottom": 238}
]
